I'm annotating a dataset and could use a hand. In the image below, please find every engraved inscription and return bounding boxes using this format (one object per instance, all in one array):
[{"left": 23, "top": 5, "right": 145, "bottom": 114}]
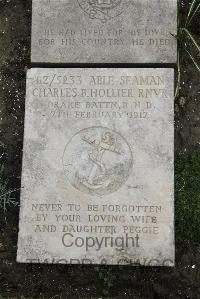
[{"left": 63, "top": 126, "right": 133, "bottom": 195}]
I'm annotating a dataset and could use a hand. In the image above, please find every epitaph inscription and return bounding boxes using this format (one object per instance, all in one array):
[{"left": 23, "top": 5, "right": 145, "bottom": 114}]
[
  {"left": 31, "top": 0, "right": 177, "bottom": 63},
  {"left": 17, "top": 68, "right": 174, "bottom": 266}
]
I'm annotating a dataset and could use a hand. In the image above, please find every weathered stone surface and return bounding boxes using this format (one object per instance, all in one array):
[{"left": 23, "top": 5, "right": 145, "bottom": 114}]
[
  {"left": 31, "top": 0, "right": 177, "bottom": 63},
  {"left": 17, "top": 68, "right": 174, "bottom": 266}
]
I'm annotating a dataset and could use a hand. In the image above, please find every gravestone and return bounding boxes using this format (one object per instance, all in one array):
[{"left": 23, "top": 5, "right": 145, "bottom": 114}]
[
  {"left": 31, "top": 0, "right": 177, "bottom": 63},
  {"left": 17, "top": 68, "right": 174, "bottom": 266}
]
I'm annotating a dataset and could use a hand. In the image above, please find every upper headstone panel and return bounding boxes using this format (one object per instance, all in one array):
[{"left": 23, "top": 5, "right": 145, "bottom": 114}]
[{"left": 31, "top": 0, "right": 177, "bottom": 63}]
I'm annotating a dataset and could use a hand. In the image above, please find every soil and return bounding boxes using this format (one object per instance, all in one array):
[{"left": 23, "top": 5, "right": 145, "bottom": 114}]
[{"left": 0, "top": 0, "right": 199, "bottom": 298}]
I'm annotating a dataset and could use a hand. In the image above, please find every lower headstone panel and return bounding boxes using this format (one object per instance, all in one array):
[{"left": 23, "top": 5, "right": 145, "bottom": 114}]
[{"left": 17, "top": 68, "right": 174, "bottom": 266}]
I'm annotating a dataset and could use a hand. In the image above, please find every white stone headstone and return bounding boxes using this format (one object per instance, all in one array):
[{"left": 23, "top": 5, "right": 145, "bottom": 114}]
[
  {"left": 31, "top": 0, "right": 177, "bottom": 63},
  {"left": 17, "top": 68, "right": 174, "bottom": 266}
]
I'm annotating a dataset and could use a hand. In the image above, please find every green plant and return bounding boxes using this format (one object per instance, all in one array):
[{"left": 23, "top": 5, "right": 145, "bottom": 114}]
[
  {"left": 95, "top": 266, "right": 116, "bottom": 296},
  {"left": 175, "top": 152, "right": 200, "bottom": 245},
  {"left": 0, "top": 165, "right": 18, "bottom": 211},
  {"left": 175, "top": 0, "right": 200, "bottom": 98}
]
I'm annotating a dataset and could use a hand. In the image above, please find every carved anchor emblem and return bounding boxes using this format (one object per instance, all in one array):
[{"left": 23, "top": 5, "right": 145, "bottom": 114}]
[
  {"left": 76, "top": 131, "right": 121, "bottom": 190},
  {"left": 63, "top": 126, "right": 133, "bottom": 195}
]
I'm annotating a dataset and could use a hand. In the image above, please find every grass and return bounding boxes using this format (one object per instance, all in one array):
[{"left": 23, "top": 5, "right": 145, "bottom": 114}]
[
  {"left": 174, "top": 1, "right": 200, "bottom": 245},
  {"left": 95, "top": 266, "right": 116, "bottom": 296},
  {"left": 0, "top": 165, "right": 18, "bottom": 211},
  {"left": 175, "top": 0, "right": 200, "bottom": 99},
  {"left": 175, "top": 152, "right": 200, "bottom": 246}
]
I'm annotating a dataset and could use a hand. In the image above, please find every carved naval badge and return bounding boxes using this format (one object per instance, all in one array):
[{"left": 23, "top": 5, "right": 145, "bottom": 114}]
[
  {"left": 77, "top": 0, "right": 131, "bottom": 22},
  {"left": 63, "top": 127, "right": 133, "bottom": 196}
]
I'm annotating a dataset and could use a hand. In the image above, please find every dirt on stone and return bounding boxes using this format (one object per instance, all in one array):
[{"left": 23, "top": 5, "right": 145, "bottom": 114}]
[{"left": 0, "top": 0, "right": 200, "bottom": 298}]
